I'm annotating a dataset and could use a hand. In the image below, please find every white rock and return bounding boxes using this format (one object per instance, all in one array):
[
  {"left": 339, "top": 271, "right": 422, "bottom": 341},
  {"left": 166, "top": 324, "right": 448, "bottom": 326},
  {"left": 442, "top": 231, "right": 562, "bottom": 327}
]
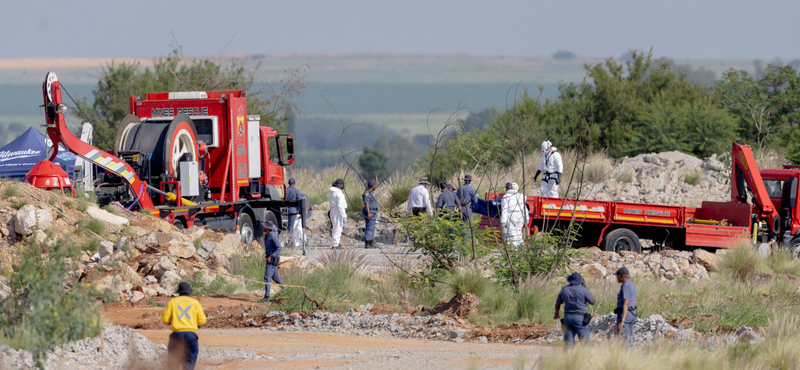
[
  {"left": 151, "top": 256, "right": 177, "bottom": 279},
  {"left": 168, "top": 241, "right": 196, "bottom": 259},
  {"left": 86, "top": 206, "right": 129, "bottom": 226},
  {"left": 98, "top": 241, "right": 115, "bottom": 258},
  {"left": 130, "top": 291, "right": 145, "bottom": 303},
  {"left": 142, "top": 286, "right": 158, "bottom": 297},
  {"left": 14, "top": 205, "right": 53, "bottom": 235}
]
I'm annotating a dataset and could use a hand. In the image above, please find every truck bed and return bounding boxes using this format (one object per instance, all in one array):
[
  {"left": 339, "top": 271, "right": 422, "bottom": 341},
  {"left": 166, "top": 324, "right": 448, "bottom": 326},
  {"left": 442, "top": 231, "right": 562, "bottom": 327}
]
[{"left": 482, "top": 194, "right": 751, "bottom": 249}]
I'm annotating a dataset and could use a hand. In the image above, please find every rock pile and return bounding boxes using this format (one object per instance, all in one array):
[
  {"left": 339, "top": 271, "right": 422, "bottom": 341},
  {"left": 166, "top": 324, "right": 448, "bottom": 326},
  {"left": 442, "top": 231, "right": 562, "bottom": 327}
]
[
  {"left": 568, "top": 247, "right": 724, "bottom": 282},
  {"left": 578, "top": 151, "right": 730, "bottom": 207},
  {"left": 0, "top": 325, "right": 269, "bottom": 369}
]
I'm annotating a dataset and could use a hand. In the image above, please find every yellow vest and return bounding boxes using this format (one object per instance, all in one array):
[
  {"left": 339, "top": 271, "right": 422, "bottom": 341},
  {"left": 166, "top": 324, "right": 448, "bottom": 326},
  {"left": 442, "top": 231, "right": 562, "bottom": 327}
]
[{"left": 162, "top": 296, "right": 206, "bottom": 332}]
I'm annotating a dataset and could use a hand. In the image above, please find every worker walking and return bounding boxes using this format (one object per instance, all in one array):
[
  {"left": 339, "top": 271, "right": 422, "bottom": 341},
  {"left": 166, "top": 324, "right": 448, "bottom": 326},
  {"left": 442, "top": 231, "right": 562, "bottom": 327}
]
[
  {"left": 162, "top": 282, "right": 206, "bottom": 370},
  {"left": 500, "top": 182, "right": 529, "bottom": 246},
  {"left": 407, "top": 178, "right": 433, "bottom": 216},
  {"left": 614, "top": 267, "right": 637, "bottom": 347},
  {"left": 261, "top": 221, "right": 284, "bottom": 301},
  {"left": 285, "top": 178, "right": 302, "bottom": 239},
  {"left": 533, "top": 140, "right": 563, "bottom": 198},
  {"left": 457, "top": 175, "right": 478, "bottom": 223},
  {"left": 435, "top": 181, "right": 459, "bottom": 216},
  {"left": 362, "top": 180, "right": 379, "bottom": 249},
  {"left": 554, "top": 273, "right": 595, "bottom": 349},
  {"left": 328, "top": 179, "right": 348, "bottom": 249}
]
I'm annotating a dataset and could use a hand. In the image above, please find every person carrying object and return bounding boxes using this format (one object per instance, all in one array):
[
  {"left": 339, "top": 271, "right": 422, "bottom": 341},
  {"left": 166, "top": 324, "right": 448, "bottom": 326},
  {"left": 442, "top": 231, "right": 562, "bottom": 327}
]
[
  {"left": 162, "top": 282, "right": 206, "bottom": 370},
  {"left": 328, "top": 178, "right": 348, "bottom": 249},
  {"left": 261, "top": 221, "right": 284, "bottom": 301},
  {"left": 293, "top": 192, "right": 312, "bottom": 247},
  {"left": 554, "top": 272, "right": 595, "bottom": 349},
  {"left": 456, "top": 175, "right": 478, "bottom": 223},
  {"left": 362, "top": 180, "right": 379, "bottom": 249},
  {"left": 500, "top": 182, "right": 529, "bottom": 246},
  {"left": 614, "top": 267, "right": 637, "bottom": 347},
  {"left": 407, "top": 177, "right": 433, "bottom": 216},
  {"left": 284, "top": 177, "right": 302, "bottom": 238},
  {"left": 533, "top": 140, "right": 563, "bottom": 198}
]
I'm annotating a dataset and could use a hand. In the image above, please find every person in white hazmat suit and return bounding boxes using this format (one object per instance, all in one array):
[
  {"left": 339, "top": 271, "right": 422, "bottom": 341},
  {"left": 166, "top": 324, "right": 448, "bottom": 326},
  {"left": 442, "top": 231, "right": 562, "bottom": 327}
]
[
  {"left": 500, "top": 182, "right": 530, "bottom": 246},
  {"left": 533, "top": 140, "right": 563, "bottom": 197},
  {"left": 328, "top": 178, "right": 348, "bottom": 249}
]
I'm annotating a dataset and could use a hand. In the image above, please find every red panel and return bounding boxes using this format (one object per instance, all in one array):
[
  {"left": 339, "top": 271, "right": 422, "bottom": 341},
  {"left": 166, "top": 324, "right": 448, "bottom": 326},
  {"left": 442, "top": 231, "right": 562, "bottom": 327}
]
[
  {"left": 536, "top": 197, "right": 610, "bottom": 222},
  {"left": 696, "top": 201, "right": 752, "bottom": 227},
  {"left": 685, "top": 224, "right": 750, "bottom": 248},
  {"left": 610, "top": 202, "right": 681, "bottom": 226}
]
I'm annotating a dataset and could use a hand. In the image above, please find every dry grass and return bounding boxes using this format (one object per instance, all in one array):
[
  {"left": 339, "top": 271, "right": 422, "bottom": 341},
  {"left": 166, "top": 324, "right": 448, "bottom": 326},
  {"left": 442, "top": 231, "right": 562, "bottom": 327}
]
[
  {"left": 754, "top": 146, "right": 786, "bottom": 171},
  {"left": 286, "top": 164, "right": 362, "bottom": 205},
  {"left": 538, "top": 312, "right": 800, "bottom": 369}
]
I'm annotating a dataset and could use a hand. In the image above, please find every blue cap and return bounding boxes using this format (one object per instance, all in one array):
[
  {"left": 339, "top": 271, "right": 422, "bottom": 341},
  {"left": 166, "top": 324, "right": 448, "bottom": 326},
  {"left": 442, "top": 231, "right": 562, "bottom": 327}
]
[
  {"left": 464, "top": 175, "right": 472, "bottom": 181},
  {"left": 288, "top": 178, "right": 296, "bottom": 185},
  {"left": 614, "top": 267, "right": 630, "bottom": 275},
  {"left": 367, "top": 180, "right": 377, "bottom": 187},
  {"left": 333, "top": 178, "right": 344, "bottom": 186}
]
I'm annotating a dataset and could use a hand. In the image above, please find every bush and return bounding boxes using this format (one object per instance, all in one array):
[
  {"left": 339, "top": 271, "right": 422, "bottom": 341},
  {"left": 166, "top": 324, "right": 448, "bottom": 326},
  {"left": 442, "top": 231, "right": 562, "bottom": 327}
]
[
  {"left": 514, "top": 275, "right": 557, "bottom": 323},
  {"left": 11, "top": 199, "right": 28, "bottom": 210},
  {"left": 396, "top": 211, "right": 486, "bottom": 274},
  {"left": 3, "top": 185, "right": 20, "bottom": 197},
  {"left": 767, "top": 249, "right": 800, "bottom": 277},
  {"left": 684, "top": 171, "right": 701, "bottom": 186},
  {"left": 180, "top": 271, "right": 242, "bottom": 296},
  {"left": 446, "top": 264, "right": 490, "bottom": 298},
  {"left": 84, "top": 218, "right": 106, "bottom": 235},
  {"left": 0, "top": 239, "right": 102, "bottom": 366},
  {"left": 491, "top": 230, "right": 581, "bottom": 286},
  {"left": 720, "top": 241, "right": 767, "bottom": 281},
  {"left": 383, "top": 168, "right": 419, "bottom": 210},
  {"left": 616, "top": 170, "right": 634, "bottom": 184}
]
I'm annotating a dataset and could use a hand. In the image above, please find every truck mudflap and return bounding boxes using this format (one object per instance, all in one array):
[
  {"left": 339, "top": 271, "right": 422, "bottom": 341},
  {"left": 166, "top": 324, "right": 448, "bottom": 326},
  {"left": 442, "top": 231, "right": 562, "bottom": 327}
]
[{"left": 685, "top": 224, "right": 750, "bottom": 248}]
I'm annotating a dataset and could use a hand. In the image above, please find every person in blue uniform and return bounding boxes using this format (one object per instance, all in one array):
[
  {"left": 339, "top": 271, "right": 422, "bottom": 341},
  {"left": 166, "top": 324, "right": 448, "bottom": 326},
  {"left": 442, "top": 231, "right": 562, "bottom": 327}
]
[
  {"left": 615, "top": 267, "right": 637, "bottom": 347},
  {"left": 284, "top": 178, "right": 302, "bottom": 237},
  {"left": 554, "top": 272, "right": 596, "bottom": 349},
  {"left": 261, "top": 221, "right": 284, "bottom": 301},
  {"left": 362, "top": 180, "right": 379, "bottom": 249},
  {"left": 457, "top": 175, "right": 478, "bottom": 223}
]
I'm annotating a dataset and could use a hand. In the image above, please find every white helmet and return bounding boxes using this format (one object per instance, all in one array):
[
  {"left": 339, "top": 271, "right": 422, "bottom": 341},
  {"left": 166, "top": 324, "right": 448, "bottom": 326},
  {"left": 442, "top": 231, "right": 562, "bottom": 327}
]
[{"left": 541, "top": 140, "right": 552, "bottom": 152}]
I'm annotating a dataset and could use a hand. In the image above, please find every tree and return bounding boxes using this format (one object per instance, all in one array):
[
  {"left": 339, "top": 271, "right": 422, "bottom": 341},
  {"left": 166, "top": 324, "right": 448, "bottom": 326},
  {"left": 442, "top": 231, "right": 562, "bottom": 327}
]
[
  {"left": 358, "top": 146, "right": 389, "bottom": 181},
  {"left": 552, "top": 50, "right": 577, "bottom": 60},
  {"left": 75, "top": 47, "right": 307, "bottom": 150},
  {"left": 714, "top": 65, "right": 800, "bottom": 148}
]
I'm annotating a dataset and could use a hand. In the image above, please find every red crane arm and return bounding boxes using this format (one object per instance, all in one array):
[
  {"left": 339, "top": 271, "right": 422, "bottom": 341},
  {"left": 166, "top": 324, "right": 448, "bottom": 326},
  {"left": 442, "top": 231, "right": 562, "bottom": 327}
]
[
  {"left": 41, "top": 72, "right": 156, "bottom": 211},
  {"left": 730, "top": 141, "right": 777, "bottom": 220}
]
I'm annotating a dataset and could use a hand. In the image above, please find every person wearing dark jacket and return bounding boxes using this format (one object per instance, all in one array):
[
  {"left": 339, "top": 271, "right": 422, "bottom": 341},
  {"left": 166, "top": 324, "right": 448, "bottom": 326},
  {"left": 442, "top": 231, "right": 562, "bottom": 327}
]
[
  {"left": 457, "top": 175, "right": 478, "bottom": 223},
  {"left": 285, "top": 178, "right": 302, "bottom": 237},
  {"left": 554, "top": 272, "right": 596, "bottom": 349},
  {"left": 362, "top": 180, "right": 379, "bottom": 249},
  {"left": 261, "top": 221, "right": 284, "bottom": 301}
]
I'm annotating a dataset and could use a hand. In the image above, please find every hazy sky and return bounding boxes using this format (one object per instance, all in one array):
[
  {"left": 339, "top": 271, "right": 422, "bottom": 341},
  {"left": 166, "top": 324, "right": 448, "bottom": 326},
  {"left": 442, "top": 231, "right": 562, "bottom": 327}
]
[{"left": 3, "top": 0, "right": 798, "bottom": 59}]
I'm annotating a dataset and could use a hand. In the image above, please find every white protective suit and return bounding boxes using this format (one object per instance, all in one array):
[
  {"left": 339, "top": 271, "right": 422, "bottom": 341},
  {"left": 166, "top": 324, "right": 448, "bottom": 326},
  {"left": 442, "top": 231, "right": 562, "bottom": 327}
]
[
  {"left": 538, "top": 147, "right": 563, "bottom": 197},
  {"left": 500, "top": 183, "right": 530, "bottom": 246},
  {"left": 293, "top": 218, "right": 306, "bottom": 247},
  {"left": 328, "top": 186, "right": 348, "bottom": 247}
]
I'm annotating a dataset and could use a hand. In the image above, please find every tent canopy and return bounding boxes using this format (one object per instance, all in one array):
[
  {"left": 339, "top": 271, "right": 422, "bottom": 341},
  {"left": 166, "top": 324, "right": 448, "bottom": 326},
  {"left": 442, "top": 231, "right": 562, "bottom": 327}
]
[{"left": 0, "top": 127, "right": 76, "bottom": 180}]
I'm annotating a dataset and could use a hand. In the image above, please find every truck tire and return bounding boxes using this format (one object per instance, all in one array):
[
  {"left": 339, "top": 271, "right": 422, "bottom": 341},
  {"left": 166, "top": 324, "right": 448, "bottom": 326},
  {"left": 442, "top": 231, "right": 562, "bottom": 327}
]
[
  {"left": 173, "top": 218, "right": 185, "bottom": 230},
  {"left": 602, "top": 228, "right": 642, "bottom": 253},
  {"left": 238, "top": 213, "right": 255, "bottom": 245},
  {"left": 787, "top": 237, "right": 800, "bottom": 260}
]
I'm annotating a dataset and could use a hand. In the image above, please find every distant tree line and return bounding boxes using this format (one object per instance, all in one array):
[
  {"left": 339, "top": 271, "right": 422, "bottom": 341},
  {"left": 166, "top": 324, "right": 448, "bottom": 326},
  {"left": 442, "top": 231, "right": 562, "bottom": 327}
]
[{"left": 426, "top": 49, "right": 800, "bottom": 180}]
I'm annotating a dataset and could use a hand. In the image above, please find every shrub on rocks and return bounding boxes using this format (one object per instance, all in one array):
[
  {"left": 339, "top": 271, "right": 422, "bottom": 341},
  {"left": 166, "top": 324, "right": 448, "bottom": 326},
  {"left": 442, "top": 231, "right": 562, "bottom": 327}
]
[{"left": 0, "top": 239, "right": 102, "bottom": 366}]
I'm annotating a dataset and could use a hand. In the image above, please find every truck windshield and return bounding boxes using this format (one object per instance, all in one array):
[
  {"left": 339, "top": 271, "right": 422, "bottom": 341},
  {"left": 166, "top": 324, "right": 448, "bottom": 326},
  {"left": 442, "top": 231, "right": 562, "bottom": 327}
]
[{"left": 764, "top": 179, "right": 783, "bottom": 198}]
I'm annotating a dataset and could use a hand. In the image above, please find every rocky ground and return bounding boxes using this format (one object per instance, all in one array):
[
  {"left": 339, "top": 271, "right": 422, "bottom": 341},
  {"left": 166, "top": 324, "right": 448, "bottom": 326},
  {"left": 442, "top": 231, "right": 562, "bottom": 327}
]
[{"left": 0, "top": 149, "right": 767, "bottom": 369}]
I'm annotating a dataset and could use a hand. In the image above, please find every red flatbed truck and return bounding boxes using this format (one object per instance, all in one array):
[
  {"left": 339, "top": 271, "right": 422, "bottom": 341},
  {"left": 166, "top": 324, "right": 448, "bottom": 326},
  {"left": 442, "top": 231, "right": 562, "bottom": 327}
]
[
  {"left": 483, "top": 141, "right": 800, "bottom": 256},
  {"left": 40, "top": 72, "right": 303, "bottom": 246}
]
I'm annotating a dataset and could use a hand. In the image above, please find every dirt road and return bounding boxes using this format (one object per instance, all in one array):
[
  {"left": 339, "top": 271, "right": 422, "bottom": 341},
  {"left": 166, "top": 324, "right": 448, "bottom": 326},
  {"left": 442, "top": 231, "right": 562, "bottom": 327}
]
[{"left": 139, "top": 329, "right": 547, "bottom": 369}]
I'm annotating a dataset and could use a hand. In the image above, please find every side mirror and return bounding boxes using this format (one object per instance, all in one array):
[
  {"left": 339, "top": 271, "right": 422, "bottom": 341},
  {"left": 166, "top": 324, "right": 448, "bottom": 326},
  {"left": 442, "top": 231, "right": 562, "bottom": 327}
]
[{"left": 286, "top": 136, "right": 294, "bottom": 165}]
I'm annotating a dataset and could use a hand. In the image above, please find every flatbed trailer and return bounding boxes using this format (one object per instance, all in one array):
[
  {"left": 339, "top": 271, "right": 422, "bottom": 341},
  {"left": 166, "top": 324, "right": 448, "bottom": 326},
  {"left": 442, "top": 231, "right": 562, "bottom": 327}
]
[{"left": 481, "top": 194, "right": 752, "bottom": 252}]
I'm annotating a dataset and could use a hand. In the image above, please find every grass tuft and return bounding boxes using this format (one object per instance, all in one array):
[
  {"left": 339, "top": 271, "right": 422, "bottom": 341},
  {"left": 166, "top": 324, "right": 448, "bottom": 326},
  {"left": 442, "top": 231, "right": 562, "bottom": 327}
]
[
  {"left": 684, "top": 171, "right": 701, "bottom": 186},
  {"left": 3, "top": 185, "right": 20, "bottom": 197},
  {"left": 720, "top": 240, "right": 767, "bottom": 281}
]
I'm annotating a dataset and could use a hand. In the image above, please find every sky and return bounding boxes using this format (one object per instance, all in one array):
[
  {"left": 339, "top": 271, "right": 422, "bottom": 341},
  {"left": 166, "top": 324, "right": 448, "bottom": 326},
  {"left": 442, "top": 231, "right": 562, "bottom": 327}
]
[{"left": 2, "top": 0, "right": 798, "bottom": 59}]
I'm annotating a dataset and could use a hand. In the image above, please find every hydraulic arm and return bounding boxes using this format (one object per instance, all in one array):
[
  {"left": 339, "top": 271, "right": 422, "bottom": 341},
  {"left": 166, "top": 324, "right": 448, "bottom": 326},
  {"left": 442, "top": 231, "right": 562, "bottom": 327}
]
[
  {"left": 42, "top": 72, "right": 157, "bottom": 211},
  {"left": 730, "top": 141, "right": 779, "bottom": 223}
]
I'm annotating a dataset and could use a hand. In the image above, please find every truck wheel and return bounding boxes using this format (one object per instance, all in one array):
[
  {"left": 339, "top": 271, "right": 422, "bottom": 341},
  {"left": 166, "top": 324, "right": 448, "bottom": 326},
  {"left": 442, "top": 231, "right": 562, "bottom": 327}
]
[
  {"left": 173, "top": 218, "right": 185, "bottom": 230},
  {"left": 788, "top": 237, "right": 800, "bottom": 260},
  {"left": 239, "top": 213, "right": 255, "bottom": 245},
  {"left": 602, "top": 228, "right": 642, "bottom": 253}
]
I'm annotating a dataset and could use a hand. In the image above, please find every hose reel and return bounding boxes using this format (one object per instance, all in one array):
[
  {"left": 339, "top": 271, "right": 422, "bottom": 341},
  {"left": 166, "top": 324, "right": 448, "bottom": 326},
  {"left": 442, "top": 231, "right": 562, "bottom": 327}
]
[{"left": 115, "top": 113, "right": 199, "bottom": 179}]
